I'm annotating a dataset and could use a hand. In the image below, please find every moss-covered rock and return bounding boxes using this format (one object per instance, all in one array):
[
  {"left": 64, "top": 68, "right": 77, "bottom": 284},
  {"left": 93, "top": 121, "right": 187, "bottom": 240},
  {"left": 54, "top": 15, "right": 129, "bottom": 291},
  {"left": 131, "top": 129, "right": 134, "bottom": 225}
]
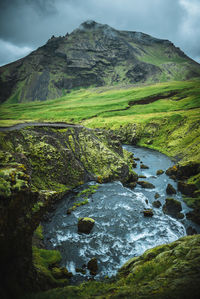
[
  {"left": 143, "top": 209, "right": 154, "bottom": 217},
  {"left": 0, "top": 125, "right": 134, "bottom": 298},
  {"left": 156, "top": 169, "right": 164, "bottom": 175},
  {"left": 162, "top": 198, "right": 182, "bottom": 218},
  {"left": 78, "top": 217, "right": 95, "bottom": 234},
  {"left": 27, "top": 235, "right": 200, "bottom": 299}
]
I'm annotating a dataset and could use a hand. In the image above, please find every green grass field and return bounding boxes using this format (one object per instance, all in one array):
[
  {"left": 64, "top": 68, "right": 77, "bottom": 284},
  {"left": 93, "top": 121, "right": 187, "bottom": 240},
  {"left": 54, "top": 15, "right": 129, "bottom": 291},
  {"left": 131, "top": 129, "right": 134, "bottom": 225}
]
[{"left": 0, "top": 79, "right": 200, "bottom": 128}]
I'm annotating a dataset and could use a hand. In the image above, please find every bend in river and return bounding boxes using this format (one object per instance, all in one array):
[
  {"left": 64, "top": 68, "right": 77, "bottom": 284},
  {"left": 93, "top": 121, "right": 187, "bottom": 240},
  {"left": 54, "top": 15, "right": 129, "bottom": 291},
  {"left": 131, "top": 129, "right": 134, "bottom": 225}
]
[{"left": 42, "top": 145, "right": 200, "bottom": 281}]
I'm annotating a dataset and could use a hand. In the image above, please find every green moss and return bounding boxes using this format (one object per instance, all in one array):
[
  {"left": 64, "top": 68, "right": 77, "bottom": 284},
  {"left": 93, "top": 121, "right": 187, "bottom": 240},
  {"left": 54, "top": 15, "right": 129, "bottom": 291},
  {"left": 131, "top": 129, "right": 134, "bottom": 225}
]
[
  {"left": 26, "top": 235, "right": 200, "bottom": 299},
  {"left": 32, "top": 246, "right": 69, "bottom": 287},
  {"left": 76, "top": 184, "right": 99, "bottom": 199},
  {"left": 33, "top": 225, "right": 44, "bottom": 240}
]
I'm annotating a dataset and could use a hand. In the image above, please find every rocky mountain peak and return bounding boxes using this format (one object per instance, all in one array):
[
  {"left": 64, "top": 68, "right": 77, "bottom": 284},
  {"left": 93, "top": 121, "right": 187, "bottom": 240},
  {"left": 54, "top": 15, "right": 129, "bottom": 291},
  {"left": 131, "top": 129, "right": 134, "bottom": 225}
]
[{"left": 0, "top": 21, "right": 200, "bottom": 103}]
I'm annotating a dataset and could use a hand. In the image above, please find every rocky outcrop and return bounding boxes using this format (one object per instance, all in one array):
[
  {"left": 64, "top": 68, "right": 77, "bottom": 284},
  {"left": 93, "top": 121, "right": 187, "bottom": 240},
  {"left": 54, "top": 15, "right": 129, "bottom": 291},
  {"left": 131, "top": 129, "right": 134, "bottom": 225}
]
[
  {"left": 166, "top": 162, "right": 200, "bottom": 222},
  {"left": 0, "top": 124, "right": 133, "bottom": 297}
]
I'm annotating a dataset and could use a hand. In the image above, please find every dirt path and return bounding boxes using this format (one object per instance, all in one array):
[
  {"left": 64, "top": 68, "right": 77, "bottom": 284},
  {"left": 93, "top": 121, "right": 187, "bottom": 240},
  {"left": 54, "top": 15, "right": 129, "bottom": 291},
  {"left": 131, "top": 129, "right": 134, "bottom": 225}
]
[{"left": 0, "top": 122, "right": 83, "bottom": 132}]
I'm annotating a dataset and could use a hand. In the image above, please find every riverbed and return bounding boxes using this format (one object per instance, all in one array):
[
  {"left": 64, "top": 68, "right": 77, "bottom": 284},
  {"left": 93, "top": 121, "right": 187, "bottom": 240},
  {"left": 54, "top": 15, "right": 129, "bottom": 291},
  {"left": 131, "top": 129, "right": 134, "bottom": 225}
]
[{"left": 42, "top": 145, "right": 199, "bottom": 281}]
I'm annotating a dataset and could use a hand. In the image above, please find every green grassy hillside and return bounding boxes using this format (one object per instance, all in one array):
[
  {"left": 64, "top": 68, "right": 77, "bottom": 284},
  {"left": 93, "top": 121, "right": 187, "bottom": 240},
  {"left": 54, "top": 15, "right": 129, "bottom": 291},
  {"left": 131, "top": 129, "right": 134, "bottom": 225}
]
[{"left": 1, "top": 79, "right": 200, "bottom": 164}]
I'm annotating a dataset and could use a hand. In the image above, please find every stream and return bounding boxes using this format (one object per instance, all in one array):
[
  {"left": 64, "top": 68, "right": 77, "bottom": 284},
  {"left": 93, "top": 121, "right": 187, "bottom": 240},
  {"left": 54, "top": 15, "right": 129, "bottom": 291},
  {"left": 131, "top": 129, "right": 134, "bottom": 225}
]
[{"left": 42, "top": 145, "right": 200, "bottom": 281}]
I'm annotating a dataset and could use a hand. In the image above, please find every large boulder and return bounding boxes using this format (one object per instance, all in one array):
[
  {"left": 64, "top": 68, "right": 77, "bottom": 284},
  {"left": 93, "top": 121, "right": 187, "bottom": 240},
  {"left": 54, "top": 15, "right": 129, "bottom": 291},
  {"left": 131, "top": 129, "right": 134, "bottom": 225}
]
[
  {"left": 166, "top": 183, "right": 176, "bottom": 195},
  {"left": 87, "top": 258, "right": 98, "bottom": 275},
  {"left": 137, "top": 181, "right": 155, "bottom": 189},
  {"left": 78, "top": 217, "right": 95, "bottom": 234},
  {"left": 162, "top": 198, "right": 182, "bottom": 218}
]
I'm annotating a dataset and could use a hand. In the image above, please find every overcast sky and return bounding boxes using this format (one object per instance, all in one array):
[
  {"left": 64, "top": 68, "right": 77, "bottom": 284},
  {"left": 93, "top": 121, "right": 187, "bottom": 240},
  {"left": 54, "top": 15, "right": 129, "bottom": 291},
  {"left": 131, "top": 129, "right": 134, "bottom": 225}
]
[{"left": 0, "top": 0, "right": 200, "bottom": 66}]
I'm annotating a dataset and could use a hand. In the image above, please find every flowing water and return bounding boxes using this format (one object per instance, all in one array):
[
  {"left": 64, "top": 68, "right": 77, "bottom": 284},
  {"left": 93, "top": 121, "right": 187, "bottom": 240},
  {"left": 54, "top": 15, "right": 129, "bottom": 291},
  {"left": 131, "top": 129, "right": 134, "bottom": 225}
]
[{"left": 42, "top": 145, "right": 199, "bottom": 281}]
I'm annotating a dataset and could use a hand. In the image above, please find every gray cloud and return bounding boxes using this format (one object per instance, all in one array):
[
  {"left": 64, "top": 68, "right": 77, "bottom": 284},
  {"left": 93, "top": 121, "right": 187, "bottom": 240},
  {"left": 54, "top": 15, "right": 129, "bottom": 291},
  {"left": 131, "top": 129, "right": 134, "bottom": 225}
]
[{"left": 0, "top": 0, "right": 200, "bottom": 66}]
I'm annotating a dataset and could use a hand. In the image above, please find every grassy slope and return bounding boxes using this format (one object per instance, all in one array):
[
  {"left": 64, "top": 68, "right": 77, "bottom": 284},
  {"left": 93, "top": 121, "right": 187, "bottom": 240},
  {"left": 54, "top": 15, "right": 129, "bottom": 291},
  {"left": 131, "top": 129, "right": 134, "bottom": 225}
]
[
  {"left": 0, "top": 79, "right": 199, "bottom": 124},
  {"left": 25, "top": 235, "right": 200, "bottom": 299},
  {"left": 0, "top": 79, "right": 199, "bottom": 162}
]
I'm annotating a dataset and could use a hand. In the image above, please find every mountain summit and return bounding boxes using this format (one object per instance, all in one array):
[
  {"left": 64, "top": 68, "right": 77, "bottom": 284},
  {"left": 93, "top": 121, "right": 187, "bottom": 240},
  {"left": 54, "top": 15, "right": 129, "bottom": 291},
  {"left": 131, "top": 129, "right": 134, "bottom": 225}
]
[{"left": 1, "top": 21, "right": 200, "bottom": 103}]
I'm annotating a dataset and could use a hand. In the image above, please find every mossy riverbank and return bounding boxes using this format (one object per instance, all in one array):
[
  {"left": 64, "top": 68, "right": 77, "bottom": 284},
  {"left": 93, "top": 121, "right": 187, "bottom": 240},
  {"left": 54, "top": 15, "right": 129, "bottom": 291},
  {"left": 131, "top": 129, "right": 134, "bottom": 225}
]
[
  {"left": 26, "top": 235, "right": 200, "bottom": 299},
  {"left": 0, "top": 125, "right": 135, "bottom": 298},
  {"left": 0, "top": 79, "right": 200, "bottom": 298}
]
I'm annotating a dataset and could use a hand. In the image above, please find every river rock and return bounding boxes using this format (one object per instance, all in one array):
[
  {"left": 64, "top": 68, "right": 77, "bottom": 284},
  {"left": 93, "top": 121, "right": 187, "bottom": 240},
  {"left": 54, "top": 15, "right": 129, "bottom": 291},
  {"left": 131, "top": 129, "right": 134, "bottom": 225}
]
[
  {"left": 131, "top": 160, "right": 137, "bottom": 168},
  {"left": 154, "top": 192, "right": 160, "bottom": 199},
  {"left": 129, "top": 182, "right": 137, "bottom": 189},
  {"left": 152, "top": 200, "right": 161, "bottom": 208},
  {"left": 134, "top": 157, "right": 140, "bottom": 161},
  {"left": 162, "top": 198, "right": 182, "bottom": 218},
  {"left": 178, "top": 181, "right": 197, "bottom": 197},
  {"left": 156, "top": 169, "right": 164, "bottom": 175},
  {"left": 186, "top": 208, "right": 200, "bottom": 225},
  {"left": 76, "top": 268, "right": 86, "bottom": 275},
  {"left": 143, "top": 209, "right": 154, "bottom": 217},
  {"left": 139, "top": 175, "right": 146, "bottom": 179},
  {"left": 51, "top": 267, "right": 73, "bottom": 279},
  {"left": 137, "top": 181, "right": 155, "bottom": 189},
  {"left": 87, "top": 258, "right": 98, "bottom": 275},
  {"left": 166, "top": 183, "right": 176, "bottom": 195},
  {"left": 78, "top": 217, "right": 95, "bottom": 234},
  {"left": 140, "top": 164, "right": 149, "bottom": 169}
]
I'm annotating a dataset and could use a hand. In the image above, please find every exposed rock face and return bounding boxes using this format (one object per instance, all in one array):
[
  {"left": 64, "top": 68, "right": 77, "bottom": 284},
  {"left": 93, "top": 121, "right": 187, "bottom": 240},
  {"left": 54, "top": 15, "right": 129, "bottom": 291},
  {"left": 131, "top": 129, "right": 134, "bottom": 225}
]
[
  {"left": 162, "top": 198, "right": 182, "bottom": 218},
  {"left": 1, "top": 20, "right": 200, "bottom": 103},
  {"left": 78, "top": 217, "right": 95, "bottom": 234}
]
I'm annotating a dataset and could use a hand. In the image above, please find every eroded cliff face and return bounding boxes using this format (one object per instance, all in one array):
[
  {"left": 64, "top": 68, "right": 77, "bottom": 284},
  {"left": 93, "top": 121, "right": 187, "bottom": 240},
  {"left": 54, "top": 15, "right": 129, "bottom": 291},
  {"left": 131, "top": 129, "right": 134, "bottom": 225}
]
[
  {"left": 0, "top": 125, "right": 134, "bottom": 298},
  {"left": 1, "top": 20, "right": 200, "bottom": 103}
]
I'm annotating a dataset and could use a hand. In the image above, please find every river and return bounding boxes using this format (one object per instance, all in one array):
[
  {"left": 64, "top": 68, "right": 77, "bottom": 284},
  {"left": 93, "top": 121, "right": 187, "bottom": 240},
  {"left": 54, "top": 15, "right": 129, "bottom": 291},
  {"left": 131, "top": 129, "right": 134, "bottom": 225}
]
[{"left": 42, "top": 145, "right": 199, "bottom": 281}]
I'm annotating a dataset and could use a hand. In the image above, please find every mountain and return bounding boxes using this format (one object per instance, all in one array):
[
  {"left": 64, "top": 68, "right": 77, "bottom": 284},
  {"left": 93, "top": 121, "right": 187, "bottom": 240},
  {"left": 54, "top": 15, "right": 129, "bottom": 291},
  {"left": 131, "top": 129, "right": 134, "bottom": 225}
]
[{"left": 1, "top": 20, "right": 200, "bottom": 103}]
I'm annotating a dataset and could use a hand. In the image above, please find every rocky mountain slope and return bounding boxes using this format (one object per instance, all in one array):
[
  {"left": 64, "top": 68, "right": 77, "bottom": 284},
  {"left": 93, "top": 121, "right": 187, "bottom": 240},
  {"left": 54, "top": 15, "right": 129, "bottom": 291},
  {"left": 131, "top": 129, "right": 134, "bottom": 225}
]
[{"left": 1, "top": 20, "right": 200, "bottom": 103}]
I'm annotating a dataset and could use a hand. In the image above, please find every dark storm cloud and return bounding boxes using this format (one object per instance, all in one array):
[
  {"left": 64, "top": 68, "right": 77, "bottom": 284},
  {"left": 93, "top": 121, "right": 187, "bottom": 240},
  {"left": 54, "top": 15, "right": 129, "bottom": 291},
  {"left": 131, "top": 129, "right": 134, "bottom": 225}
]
[{"left": 0, "top": 0, "right": 200, "bottom": 66}]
